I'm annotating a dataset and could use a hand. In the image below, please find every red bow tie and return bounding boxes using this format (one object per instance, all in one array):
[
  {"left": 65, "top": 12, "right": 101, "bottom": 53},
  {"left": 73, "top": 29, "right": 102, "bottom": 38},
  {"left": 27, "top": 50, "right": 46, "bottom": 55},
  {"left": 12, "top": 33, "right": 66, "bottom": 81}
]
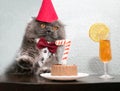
[{"left": 36, "top": 38, "right": 58, "bottom": 53}]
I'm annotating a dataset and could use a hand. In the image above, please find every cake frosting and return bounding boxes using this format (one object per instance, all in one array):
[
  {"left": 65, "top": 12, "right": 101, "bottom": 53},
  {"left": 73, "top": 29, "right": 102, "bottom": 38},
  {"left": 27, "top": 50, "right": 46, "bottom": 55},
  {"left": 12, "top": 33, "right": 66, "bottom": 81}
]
[{"left": 51, "top": 64, "right": 78, "bottom": 76}]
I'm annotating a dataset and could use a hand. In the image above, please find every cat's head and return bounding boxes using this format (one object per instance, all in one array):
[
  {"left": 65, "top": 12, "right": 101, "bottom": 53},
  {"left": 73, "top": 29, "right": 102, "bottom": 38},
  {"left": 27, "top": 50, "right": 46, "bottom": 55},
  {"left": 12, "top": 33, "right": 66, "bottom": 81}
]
[{"left": 27, "top": 17, "right": 65, "bottom": 42}]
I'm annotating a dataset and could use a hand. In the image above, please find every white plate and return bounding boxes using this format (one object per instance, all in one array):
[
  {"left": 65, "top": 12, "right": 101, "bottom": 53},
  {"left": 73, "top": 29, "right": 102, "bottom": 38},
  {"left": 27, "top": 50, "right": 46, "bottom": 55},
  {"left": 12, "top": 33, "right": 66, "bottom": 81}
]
[{"left": 40, "top": 73, "right": 89, "bottom": 81}]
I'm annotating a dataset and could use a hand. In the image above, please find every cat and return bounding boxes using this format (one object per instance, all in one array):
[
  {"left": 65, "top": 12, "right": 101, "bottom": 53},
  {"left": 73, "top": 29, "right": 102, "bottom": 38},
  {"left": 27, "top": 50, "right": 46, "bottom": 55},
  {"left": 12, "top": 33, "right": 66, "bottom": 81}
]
[{"left": 5, "top": 17, "right": 65, "bottom": 75}]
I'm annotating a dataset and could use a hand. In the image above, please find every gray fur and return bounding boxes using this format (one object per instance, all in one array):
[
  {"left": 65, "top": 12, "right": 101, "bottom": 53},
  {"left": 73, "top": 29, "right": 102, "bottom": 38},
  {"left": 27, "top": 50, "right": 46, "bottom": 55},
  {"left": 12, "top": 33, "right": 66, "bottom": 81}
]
[{"left": 5, "top": 17, "right": 65, "bottom": 75}]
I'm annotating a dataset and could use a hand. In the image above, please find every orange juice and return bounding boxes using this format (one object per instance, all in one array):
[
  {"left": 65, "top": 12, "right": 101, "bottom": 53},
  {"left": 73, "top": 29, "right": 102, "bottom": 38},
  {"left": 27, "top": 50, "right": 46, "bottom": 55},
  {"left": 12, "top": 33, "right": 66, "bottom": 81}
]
[{"left": 99, "top": 40, "right": 112, "bottom": 62}]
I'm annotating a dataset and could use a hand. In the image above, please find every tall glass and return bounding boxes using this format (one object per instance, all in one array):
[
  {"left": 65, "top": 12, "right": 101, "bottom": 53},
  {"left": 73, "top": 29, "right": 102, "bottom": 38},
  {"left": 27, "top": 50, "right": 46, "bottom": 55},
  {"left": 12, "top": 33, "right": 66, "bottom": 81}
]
[{"left": 99, "top": 33, "right": 113, "bottom": 79}]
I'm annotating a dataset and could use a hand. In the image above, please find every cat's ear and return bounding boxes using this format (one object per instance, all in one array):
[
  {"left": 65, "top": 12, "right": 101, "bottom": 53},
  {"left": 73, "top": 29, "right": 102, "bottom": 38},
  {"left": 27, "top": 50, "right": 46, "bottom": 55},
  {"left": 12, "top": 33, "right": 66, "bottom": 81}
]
[
  {"left": 31, "top": 16, "right": 40, "bottom": 22},
  {"left": 31, "top": 17, "right": 36, "bottom": 20},
  {"left": 27, "top": 17, "right": 36, "bottom": 22}
]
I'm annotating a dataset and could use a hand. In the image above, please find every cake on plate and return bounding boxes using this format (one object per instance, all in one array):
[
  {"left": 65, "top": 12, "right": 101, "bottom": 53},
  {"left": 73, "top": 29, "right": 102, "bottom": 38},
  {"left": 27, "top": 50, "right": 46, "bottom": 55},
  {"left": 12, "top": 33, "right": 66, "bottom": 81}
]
[{"left": 51, "top": 64, "right": 78, "bottom": 76}]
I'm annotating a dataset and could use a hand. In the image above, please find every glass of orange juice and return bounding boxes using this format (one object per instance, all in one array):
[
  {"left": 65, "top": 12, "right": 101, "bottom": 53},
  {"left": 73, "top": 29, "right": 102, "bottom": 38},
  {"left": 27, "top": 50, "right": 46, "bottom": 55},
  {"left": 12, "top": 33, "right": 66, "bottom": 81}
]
[{"left": 99, "top": 33, "right": 113, "bottom": 79}]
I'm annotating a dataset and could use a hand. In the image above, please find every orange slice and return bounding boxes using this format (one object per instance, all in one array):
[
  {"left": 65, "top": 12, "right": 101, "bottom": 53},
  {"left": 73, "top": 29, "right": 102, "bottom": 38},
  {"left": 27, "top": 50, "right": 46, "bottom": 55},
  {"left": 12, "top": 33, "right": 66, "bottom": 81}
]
[{"left": 89, "top": 23, "right": 110, "bottom": 42}]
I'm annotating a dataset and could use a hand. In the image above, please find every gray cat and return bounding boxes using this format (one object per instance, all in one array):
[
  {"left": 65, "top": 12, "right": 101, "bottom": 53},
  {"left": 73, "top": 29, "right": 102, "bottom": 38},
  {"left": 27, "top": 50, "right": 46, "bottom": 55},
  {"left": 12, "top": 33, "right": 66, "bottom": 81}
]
[{"left": 5, "top": 17, "right": 65, "bottom": 75}]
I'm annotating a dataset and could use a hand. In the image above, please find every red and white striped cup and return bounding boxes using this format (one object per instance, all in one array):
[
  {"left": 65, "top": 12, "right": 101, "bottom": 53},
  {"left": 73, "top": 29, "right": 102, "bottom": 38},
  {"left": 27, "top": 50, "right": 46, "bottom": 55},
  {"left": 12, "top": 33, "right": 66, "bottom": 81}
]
[{"left": 55, "top": 39, "right": 71, "bottom": 64}]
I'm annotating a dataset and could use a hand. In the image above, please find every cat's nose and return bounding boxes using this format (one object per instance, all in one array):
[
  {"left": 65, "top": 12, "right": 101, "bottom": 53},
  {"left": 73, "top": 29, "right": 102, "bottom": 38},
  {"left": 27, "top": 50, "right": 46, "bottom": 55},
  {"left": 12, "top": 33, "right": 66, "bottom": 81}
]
[{"left": 46, "top": 29, "right": 51, "bottom": 33}]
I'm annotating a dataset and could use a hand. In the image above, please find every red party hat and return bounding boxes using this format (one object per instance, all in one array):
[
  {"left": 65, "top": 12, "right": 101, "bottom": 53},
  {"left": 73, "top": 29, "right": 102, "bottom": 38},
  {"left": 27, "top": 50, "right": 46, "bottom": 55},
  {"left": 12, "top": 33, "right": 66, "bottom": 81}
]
[{"left": 36, "top": 0, "right": 58, "bottom": 22}]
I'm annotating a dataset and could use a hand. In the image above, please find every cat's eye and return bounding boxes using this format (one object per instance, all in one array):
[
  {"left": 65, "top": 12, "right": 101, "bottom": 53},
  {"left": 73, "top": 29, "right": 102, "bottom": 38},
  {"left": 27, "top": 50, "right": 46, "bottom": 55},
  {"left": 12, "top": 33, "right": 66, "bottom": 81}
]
[
  {"left": 40, "top": 23, "right": 46, "bottom": 29},
  {"left": 52, "top": 26, "right": 59, "bottom": 31}
]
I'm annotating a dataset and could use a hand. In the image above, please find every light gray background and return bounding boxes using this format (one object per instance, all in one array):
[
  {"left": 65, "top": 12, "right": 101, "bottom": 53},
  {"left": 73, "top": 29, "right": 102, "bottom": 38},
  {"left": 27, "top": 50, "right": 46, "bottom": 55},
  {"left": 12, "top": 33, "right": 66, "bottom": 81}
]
[{"left": 0, "top": 0, "right": 120, "bottom": 75}]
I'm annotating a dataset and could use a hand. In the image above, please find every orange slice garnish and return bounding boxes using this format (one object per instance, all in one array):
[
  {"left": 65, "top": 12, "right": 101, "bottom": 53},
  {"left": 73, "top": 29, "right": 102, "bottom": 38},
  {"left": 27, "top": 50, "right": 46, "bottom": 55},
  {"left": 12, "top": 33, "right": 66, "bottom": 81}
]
[{"left": 89, "top": 23, "right": 110, "bottom": 42}]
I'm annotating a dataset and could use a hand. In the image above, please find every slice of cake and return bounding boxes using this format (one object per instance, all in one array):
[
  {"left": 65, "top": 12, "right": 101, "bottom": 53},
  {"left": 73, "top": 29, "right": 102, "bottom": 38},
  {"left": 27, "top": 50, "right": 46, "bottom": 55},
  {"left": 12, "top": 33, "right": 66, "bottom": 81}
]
[{"left": 51, "top": 64, "right": 78, "bottom": 76}]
